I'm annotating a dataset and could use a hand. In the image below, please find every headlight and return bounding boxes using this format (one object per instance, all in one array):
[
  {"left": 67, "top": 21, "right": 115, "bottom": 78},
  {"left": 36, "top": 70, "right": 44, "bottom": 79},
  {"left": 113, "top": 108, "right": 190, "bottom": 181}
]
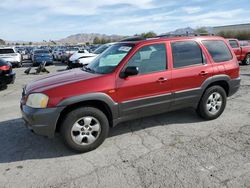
[{"left": 26, "top": 93, "right": 49, "bottom": 108}]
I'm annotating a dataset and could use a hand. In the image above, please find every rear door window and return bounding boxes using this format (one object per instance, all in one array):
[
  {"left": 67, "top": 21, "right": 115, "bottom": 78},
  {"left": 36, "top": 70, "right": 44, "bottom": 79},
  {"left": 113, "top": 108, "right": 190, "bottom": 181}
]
[
  {"left": 229, "top": 40, "right": 239, "bottom": 48},
  {"left": 202, "top": 40, "right": 233, "bottom": 62},
  {"left": 171, "top": 41, "right": 204, "bottom": 68}
]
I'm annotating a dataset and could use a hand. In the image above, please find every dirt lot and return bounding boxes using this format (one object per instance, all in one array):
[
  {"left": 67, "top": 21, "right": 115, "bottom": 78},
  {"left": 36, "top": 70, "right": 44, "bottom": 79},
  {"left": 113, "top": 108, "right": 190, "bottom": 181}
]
[{"left": 0, "top": 62, "right": 249, "bottom": 188}]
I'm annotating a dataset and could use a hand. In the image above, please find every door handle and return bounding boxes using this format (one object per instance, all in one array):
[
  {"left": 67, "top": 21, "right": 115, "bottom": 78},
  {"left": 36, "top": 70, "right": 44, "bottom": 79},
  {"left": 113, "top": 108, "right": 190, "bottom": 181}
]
[
  {"left": 157, "top": 77, "right": 168, "bottom": 83},
  {"left": 199, "top": 71, "right": 208, "bottom": 76}
]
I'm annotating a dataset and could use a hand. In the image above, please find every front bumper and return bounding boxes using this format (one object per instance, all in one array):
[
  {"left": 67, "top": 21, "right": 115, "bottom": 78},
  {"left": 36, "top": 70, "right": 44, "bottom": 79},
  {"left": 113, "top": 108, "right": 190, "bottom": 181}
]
[
  {"left": 228, "top": 77, "right": 241, "bottom": 97},
  {"left": 0, "top": 72, "right": 16, "bottom": 85},
  {"left": 33, "top": 60, "right": 53, "bottom": 64},
  {"left": 21, "top": 105, "right": 64, "bottom": 138}
]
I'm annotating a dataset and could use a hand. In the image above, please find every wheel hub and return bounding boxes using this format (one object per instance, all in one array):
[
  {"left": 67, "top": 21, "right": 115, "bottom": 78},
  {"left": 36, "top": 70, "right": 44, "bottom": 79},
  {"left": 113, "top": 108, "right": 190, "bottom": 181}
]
[
  {"left": 71, "top": 116, "right": 101, "bottom": 145},
  {"left": 206, "top": 92, "right": 222, "bottom": 115}
]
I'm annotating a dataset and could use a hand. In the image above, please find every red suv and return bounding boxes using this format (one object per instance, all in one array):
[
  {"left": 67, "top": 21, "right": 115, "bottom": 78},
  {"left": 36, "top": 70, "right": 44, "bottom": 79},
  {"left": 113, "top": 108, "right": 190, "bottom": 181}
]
[{"left": 21, "top": 36, "right": 240, "bottom": 152}]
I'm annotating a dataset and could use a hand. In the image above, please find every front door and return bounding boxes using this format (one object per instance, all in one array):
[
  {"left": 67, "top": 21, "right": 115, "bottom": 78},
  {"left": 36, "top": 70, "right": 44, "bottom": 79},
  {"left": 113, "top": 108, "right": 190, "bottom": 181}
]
[{"left": 116, "top": 43, "right": 172, "bottom": 120}]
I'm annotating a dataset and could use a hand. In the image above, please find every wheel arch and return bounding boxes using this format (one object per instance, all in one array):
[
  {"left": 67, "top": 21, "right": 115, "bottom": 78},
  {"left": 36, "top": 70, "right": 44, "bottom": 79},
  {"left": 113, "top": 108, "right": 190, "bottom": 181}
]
[
  {"left": 201, "top": 75, "right": 230, "bottom": 97},
  {"left": 55, "top": 93, "right": 119, "bottom": 132}
]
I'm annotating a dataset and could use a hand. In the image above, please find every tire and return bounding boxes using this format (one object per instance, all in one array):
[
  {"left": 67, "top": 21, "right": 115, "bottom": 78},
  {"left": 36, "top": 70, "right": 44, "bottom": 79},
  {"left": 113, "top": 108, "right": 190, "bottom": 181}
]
[
  {"left": 196, "top": 86, "right": 227, "bottom": 120},
  {"left": 242, "top": 54, "right": 250, "bottom": 65},
  {"left": 61, "top": 107, "right": 109, "bottom": 152}
]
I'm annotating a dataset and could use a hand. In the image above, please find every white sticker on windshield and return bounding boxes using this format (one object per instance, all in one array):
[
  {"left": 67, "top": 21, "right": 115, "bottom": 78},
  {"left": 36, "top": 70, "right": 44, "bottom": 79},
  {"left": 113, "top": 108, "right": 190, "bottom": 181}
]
[{"left": 119, "top": 46, "right": 132, "bottom": 52}]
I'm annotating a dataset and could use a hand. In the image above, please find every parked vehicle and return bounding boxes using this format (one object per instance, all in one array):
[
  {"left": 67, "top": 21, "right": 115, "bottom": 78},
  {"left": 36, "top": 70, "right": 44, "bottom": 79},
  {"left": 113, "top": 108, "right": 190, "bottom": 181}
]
[
  {"left": 68, "top": 43, "right": 114, "bottom": 69},
  {"left": 21, "top": 36, "right": 240, "bottom": 152},
  {"left": 53, "top": 49, "right": 65, "bottom": 61},
  {"left": 0, "top": 58, "right": 15, "bottom": 87},
  {"left": 239, "top": 40, "right": 250, "bottom": 47},
  {"left": 32, "top": 49, "right": 53, "bottom": 66},
  {"left": 228, "top": 39, "right": 250, "bottom": 65},
  {"left": 61, "top": 47, "right": 79, "bottom": 63},
  {"left": 0, "top": 47, "right": 22, "bottom": 67}
]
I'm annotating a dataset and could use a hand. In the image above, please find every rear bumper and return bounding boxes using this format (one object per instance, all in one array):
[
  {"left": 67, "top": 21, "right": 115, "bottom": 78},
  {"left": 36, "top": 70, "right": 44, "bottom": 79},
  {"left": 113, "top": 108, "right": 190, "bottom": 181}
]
[
  {"left": 0, "top": 72, "right": 16, "bottom": 85},
  {"left": 228, "top": 77, "right": 241, "bottom": 97},
  {"left": 21, "top": 105, "right": 64, "bottom": 138}
]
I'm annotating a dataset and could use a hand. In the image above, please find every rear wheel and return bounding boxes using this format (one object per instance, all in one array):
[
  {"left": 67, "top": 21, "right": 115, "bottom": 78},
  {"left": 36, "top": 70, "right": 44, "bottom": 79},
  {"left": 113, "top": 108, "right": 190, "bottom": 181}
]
[
  {"left": 61, "top": 107, "right": 109, "bottom": 152},
  {"left": 242, "top": 54, "right": 250, "bottom": 65},
  {"left": 197, "top": 86, "right": 227, "bottom": 120}
]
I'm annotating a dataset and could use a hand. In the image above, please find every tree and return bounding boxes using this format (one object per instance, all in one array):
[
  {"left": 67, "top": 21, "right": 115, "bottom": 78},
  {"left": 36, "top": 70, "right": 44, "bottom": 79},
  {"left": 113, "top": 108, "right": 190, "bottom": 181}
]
[
  {"left": 195, "top": 27, "right": 209, "bottom": 35},
  {"left": 93, "top": 37, "right": 101, "bottom": 44},
  {"left": 29, "top": 42, "right": 33, "bottom": 45},
  {"left": 218, "top": 30, "right": 250, "bottom": 40},
  {"left": 141, "top": 31, "right": 157, "bottom": 38},
  {"left": 0, "top": 39, "right": 5, "bottom": 45}
]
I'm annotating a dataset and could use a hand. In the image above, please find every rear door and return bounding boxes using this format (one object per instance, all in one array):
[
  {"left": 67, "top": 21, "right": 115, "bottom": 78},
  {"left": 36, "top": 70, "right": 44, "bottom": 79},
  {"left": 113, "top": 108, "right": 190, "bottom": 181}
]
[
  {"left": 116, "top": 42, "right": 172, "bottom": 120},
  {"left": 170, "top": 40, "right": 214, "bottom": 108}
]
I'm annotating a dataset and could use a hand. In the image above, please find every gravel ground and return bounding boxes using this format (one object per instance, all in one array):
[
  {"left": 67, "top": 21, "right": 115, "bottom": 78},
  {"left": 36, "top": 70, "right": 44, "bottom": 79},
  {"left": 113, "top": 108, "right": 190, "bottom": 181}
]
[{"left": 0, "top": 62, "right": 249, "bottom": 188}]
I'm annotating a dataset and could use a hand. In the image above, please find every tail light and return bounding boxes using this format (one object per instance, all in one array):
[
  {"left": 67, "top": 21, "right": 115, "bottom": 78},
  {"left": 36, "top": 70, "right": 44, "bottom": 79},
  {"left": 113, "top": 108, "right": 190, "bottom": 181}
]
[{"left": 0, "top": 65, "right": 10, "bottom": 71}]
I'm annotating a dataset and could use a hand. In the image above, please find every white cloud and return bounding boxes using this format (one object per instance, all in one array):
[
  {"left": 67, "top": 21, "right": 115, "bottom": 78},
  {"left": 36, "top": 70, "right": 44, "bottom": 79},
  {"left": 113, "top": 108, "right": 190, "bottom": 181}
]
[
  {"left": 0, "top": 0, "right": 154, "bottom": 16},
  {"left": 181, "top": 6, "right": 202, "bottom": 14}
]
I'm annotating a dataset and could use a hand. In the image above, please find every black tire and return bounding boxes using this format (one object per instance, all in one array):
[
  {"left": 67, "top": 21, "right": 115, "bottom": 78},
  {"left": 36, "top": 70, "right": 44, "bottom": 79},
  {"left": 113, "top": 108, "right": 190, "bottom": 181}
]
[
  {"left": 61, "top": 107, "right": 109, "bottom": 153},
  {"left": 242, "top": 54, "right": 250, "bottom": 65},
  {"left": 196, "top": 85, "right": 227, "bottom": 120}
]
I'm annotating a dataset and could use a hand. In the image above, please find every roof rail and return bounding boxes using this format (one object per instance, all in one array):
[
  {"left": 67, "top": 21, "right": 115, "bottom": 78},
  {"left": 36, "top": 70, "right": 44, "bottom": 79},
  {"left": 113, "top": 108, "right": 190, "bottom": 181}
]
[{"left": 120, "top": 36, "right": 145, "bottom": 42}]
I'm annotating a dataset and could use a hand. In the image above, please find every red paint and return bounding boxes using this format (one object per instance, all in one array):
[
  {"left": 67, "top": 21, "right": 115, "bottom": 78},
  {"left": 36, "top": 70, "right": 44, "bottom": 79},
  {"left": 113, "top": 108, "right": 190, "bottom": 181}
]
[{"left": 24, "top": 36, "right": 239, "bottom": 108}]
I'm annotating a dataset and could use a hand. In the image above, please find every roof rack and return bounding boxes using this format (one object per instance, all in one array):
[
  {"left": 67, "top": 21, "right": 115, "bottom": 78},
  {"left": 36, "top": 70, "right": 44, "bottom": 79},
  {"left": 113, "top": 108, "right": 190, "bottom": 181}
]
[
  {"left": 120, "top": 33, "right": 215, "bottom": 42},
  {"left": 120, "top": 36, "right": 145, "bottom": 42}
]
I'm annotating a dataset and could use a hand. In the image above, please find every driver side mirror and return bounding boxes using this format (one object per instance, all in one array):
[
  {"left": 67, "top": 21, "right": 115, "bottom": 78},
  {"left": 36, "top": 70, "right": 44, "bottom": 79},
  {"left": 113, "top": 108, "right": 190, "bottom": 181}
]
[{"left": 120, "top": 66, "right": 139, "bottom": 78}]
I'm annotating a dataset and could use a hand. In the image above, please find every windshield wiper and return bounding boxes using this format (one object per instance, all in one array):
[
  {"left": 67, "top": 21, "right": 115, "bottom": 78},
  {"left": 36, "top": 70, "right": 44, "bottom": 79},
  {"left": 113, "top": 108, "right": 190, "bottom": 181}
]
[{"left": 82, "top": 66, "right": 95, "bottom": 73}]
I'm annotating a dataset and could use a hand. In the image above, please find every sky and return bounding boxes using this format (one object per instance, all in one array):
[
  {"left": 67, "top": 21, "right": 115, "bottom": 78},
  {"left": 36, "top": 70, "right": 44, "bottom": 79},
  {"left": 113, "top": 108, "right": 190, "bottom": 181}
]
[{"left": 0, "top": 0, "right": 250, "bottom": 41}]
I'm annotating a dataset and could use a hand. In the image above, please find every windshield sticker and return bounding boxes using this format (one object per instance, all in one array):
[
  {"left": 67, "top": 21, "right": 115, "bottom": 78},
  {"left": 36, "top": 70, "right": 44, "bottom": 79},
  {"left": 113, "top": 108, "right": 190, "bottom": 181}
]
[{"left": 118, "top": 46, "right": 132, "bottom": 52}]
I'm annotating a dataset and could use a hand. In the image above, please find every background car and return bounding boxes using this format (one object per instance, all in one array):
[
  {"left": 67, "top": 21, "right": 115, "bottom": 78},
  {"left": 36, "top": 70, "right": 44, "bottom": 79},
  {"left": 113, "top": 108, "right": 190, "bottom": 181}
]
[
  {"left": 67, "top": 43, "right": 115, "bottom": 69},
  {"left": 0, "top": 58, "right": 15, "bottom": 88},
  {"left": 61, "top": 47, "right": 79, "bottom": 63},
  {"left": 32, "top": 49, "right": 53, "bottom": 66},
  {"left": 0, "top": 47, "right": 22, "bottom": 67}
]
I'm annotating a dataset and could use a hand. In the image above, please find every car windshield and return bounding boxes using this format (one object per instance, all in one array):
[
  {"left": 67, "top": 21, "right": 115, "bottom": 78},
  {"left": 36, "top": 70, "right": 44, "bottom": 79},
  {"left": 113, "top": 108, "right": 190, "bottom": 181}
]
[
  {"left": 35, "top": 50, "right": 49, "bottom": 54},
  {"left": 93, "top": 44, "right": 111, "bottom": 54},
  {"left": 86, "top": 43, "right": 134, "bottom": 74}
]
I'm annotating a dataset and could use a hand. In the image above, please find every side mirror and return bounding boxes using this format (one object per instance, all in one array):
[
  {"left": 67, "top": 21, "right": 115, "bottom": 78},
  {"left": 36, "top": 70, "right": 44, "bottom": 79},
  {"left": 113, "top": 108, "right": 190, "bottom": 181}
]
[{"left": 120, "top": 66, "right": 139, "bottom": 78}]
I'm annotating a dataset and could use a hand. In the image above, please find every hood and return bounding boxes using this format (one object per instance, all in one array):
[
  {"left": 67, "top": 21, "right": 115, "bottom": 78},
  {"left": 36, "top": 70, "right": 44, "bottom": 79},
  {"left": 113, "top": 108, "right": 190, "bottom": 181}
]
[
  {"left": 69, "top": 52, "right": 96, "bottom": 61},
  {"left": 25, "top": 68, "right": 100, "bottom": 93}
]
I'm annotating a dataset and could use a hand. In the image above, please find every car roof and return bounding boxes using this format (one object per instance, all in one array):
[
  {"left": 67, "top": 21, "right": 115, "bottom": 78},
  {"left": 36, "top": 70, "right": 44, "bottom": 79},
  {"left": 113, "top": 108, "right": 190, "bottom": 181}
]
[{"left": 119, "top": 36, "right": 226, "bottom": 45}]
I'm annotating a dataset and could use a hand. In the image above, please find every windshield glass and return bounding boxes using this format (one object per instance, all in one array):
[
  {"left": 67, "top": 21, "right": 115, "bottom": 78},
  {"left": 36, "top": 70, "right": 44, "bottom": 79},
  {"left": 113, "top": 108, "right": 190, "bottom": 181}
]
[
  {"left": 35, "top": 50, "right": 50, "bottom": 54},
  {"left": 93, "top": 44, "right": 111, "bottom": 54},
  {"left": 86, "top": 43, "right": 134, "bottom": 74}
]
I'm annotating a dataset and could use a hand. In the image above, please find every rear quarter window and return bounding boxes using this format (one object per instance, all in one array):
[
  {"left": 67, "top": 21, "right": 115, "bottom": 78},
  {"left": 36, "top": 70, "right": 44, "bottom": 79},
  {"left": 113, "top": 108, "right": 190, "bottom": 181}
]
[
  {"left": 229, "top": 40, "right": 239, "bottom": 48},
  {"left": 202, "top": 40, "right": 233, "bottom": 62}
]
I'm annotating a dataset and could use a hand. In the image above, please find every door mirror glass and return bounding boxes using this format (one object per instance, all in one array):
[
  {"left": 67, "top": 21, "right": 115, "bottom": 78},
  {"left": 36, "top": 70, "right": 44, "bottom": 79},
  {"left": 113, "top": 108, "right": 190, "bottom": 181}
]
[{"left": 121, "top": 66, "right": 139, "bottom": 78}]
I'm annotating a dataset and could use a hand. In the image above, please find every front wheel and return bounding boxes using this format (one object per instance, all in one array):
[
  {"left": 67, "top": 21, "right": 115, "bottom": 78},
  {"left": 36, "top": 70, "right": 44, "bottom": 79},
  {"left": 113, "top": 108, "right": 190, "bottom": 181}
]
[
  {"left": 61, "top": 107, "right": 109, "bottom": 152},
  {"left": 242, "top": 54, "right": 250, "bottom": 65},
  {"left": 196, "top": 86, "right": 227, "bottom": 120}
]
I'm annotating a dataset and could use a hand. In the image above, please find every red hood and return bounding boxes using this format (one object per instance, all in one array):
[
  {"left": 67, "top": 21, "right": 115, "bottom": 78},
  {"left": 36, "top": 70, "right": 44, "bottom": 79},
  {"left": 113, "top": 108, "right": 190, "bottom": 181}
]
[{"left": 25, "top": 68, "right": 100, "bottom": 93}]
